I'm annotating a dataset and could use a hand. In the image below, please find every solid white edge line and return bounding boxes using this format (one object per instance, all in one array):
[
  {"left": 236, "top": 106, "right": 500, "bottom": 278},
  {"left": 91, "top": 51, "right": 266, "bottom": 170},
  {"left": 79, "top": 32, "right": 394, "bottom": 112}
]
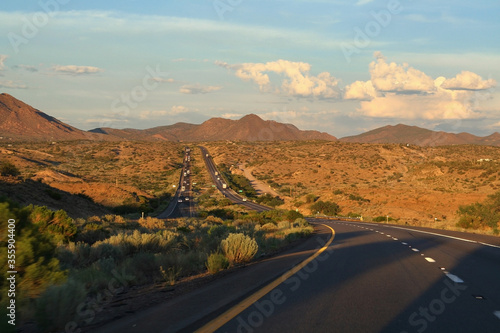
[
  {"left": 334, "top": 220, "right": 500, "bottom": 249},
  {"left": 445, "top": 273, "right": 464, "bottom": 283}
]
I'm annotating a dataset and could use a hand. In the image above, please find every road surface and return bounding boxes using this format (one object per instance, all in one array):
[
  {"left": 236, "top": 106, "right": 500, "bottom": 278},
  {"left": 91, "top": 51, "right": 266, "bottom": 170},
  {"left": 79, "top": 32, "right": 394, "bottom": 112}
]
[
  {"left": 158, "top": 147, "right": 196, "bottom": 218},
  {"left": 199, "top": 146, "right": 272, "bottom": 213},
  {"left": 95, "top": 219, "right": 500, "bottom": 332}
]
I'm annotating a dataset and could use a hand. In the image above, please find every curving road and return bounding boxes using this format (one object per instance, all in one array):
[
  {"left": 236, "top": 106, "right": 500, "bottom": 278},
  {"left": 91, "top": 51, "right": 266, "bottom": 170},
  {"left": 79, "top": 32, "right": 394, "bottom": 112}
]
[
  {"left": 211, "top": 219, "right": 500, "bottom": 332},
  {"left": 199, "top": 146, "right": 272, "bottom": 213}
]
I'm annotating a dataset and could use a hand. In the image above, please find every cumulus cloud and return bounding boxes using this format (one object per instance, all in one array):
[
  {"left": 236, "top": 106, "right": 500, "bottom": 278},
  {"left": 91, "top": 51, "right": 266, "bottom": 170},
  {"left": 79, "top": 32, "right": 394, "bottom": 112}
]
[
  {"left": 179, "top": 84, "right": 221, "bottom": 94},
  {"left": 216, "top": 59, "right": 340, "bottom": 99},
  {"left": 441, "top": 71, "right": 496, "bottom": 91},
  {"left": 52, "top": 65, "right": 103, "bottom": 75},
  {"left": 344, "top": 52, "right": 497, "bottom": 120}
]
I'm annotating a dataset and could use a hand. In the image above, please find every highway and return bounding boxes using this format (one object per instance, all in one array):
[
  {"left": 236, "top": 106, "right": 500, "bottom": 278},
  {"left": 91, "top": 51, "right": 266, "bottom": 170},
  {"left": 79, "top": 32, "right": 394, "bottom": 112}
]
[
  {"left": 95, "top": 219, "right": 500, "bottom": 332},
  {"left": 158, "top": 147, "right": 196, "bottom": 219},
  {"left": 199, "top": 146, "right": 272, "bottom": 213},
  {"left": 207, "top": 219, "right": 500, "bottom": 332}
]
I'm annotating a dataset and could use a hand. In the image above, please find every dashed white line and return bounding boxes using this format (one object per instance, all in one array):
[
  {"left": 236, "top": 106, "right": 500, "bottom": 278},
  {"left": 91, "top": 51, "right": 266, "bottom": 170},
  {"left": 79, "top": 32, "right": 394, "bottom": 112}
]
[
  {"left": 425, "top": 257, "right": 436, "bottom": 263},
  {"left": 493, "top": 311, "right": 500, "bottom": 320},
  {"left": 445, "top": 273, "right": 464, "bottom": 283}
]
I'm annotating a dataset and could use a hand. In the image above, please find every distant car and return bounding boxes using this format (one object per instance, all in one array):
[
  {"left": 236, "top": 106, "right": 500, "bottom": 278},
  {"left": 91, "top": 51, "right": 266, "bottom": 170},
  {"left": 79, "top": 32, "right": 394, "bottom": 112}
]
[
  {"left": 217, "top": 177, "right": 220, "bottom": 181},
  {"left": 242, "top": 198, "right": 247, "bottom": 202},
  {"left": 185, "top": 197, "right": 190, "bottom": 201},
  {"left": 178, "top": 199, "right": 182, "bottom": 203}
]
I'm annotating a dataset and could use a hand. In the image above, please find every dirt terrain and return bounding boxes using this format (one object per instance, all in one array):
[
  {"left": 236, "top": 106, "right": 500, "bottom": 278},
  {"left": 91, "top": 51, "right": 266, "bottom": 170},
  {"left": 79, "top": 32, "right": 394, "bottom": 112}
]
[
  {"left": 2, "top": 140, "right": 499, "bottom": 233},
  {"left": 205, "top": 141, "right": 500, "bottom": 232}
]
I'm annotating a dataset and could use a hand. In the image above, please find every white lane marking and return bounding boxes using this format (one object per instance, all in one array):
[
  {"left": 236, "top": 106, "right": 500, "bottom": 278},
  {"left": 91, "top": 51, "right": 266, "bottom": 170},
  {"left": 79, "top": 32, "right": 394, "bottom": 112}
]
[
  {"left": 493, "top": 311, "right": 500, "bottom": 320},
  {"left": 446, "top": 273, "right": 464, "bottom": 283},
  {"left": 412, "top": 248, "right": 420, "bottom": 252},
  {"left": 402, "top": 242, "right": 408, "bottom": 245},
  {"left": 332, "top": 220, "right": 500, "bottom": 249},
  {"left": 425, "top": 257, "right": 436, "bottom": 262},
  {"left": 378, "top": 225, "right": 500, "bottom": 249}
]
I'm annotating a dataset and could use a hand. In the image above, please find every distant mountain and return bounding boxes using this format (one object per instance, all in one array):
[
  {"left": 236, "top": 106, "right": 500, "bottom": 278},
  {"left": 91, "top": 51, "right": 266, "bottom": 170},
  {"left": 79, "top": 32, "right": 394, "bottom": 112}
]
[
  {"left": 92, "top": 114, "right": 337, "bottom": 142},
  {"left": 0, "top": 93, "right": 109, "bottom": 141},
  {"left": 340, "top": 124, "right": 500, "bottom": 146}
]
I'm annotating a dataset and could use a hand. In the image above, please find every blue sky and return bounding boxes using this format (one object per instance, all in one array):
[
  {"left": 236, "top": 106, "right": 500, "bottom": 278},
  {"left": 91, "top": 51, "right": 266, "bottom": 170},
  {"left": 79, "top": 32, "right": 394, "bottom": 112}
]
[{"left": 1, "top": 0, "right": 499, "bottom": 137}]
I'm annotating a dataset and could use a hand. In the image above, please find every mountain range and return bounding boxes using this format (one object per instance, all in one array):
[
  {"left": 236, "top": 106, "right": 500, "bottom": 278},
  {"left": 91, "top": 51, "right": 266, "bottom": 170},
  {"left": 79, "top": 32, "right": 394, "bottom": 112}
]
[{"left": 1, "top": 93, "right": 499, "bottom": 146}]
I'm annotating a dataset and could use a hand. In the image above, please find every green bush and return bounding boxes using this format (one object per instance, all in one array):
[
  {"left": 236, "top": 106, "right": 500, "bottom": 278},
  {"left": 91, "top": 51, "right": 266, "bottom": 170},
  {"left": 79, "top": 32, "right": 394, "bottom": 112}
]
[
  {"left": 0, "top": 161, "right": 20, "bottom": 176},
  {"left": 206, "top": 252, "right": 230, "bottom": 274},
  {"left": 310, "top": 200, "right": 340, "bottom": 216},
  {"left": 221, "top": 233, "right": 258, "bottom": 264},
  {"left": 35, "top": 279, "right": 87, "bottom": 332}
]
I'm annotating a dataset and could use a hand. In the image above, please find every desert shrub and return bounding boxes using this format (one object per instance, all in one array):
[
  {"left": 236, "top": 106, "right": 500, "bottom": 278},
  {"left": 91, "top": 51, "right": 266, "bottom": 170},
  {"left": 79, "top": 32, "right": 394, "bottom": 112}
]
[
  {"left": 0, "top": 200, "right": 67, "bottom": 307},
  {"left": 35, "top": 279, "right": 87, "bottom": 332},
  {"left": 305, "top": 194, "right": 319, "bottom": 203},
  {"left": 206, "top": 252, "right": 230, "bottom": 274},
  {"left": 310, "top": 201, "right": 340, "bottom": 216},
  {"left": 221, "top": 233, "right": 258, "bottom": 264},
  {"left": 0, "top": 161, "right": 20, "bottom": 176},
  {"left": 138, "top": 217, "right": 166, "bottom": 229},
  {"left": 277, "top": 221, "right": 290, "bottom": 229},
  {"left": 373, "top": 216, "right": 394, "bottom": 222},
  {"left": 29, "top": 206, "right": 77, "bottom": 242},
  {"left": 261, "top": 223, "right": 277, "bottom": 231},
  {"left": 286, "top": 210, "right": 303, "bottom": 222},
  {"left": 293, "top": 218, "right": 309, "bottom": 228},
  {"left": 256, "top": 193, "right": 284, "bottom": 207},
  {"left": 45, "top": 189, "right": 62, "bottom": 200}
]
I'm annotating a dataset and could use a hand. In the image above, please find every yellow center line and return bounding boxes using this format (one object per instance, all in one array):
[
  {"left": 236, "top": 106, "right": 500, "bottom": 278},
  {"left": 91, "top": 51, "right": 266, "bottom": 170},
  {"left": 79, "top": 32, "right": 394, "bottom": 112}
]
[{"left": 195, "top": 223, "right": 336, "bottom": 332}]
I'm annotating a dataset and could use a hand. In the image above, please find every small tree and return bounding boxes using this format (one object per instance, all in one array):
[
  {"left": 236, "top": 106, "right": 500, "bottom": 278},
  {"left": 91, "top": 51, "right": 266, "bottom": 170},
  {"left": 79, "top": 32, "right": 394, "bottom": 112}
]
[{"left": 0, "top": 161, "right": 20, "bottom": 176}]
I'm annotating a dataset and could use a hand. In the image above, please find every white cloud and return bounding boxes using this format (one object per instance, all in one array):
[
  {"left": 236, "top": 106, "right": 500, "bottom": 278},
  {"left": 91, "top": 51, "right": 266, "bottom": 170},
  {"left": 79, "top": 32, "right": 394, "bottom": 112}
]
[
  {"left": 0, "top": 55, "right": 7, "bottom": 70},
  {"left": 0, "top": 80, "right": 27, "bottom": 89},
  {"left": 179, "top": 84, "right": 221, "bottom": 94},
  {"left": 345, "top": 52, "right": 497, "bottom": 120},
  {"left": 217, "top": 59, "right": 340, "bottom": 99},
  {"left": 344, "top": 80, "right": 377, "bottom": 100},
  {"left": 441, "top": 71, "right": 496, "bottom": 91},
  {"left": 139, "top": 106, "right": 190, "bottom": 119},
  {"left": 356, "top": 0, "right": 373, "bottom": 5},
  {"left": 52, "top": 65, "right": 103, "bottom": 75}
]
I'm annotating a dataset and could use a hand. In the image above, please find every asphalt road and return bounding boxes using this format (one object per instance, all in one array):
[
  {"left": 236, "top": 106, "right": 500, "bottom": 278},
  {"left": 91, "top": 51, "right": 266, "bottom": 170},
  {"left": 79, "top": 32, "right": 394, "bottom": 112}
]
[
  {"left": 215, "top": 219, "right": 500, "bottom": 332},
  {"left": 158, "top": 147, "right": 196, "bottom": 218},
  {"left": 199, "top": 146, "right": 272, "bottom": 213}
]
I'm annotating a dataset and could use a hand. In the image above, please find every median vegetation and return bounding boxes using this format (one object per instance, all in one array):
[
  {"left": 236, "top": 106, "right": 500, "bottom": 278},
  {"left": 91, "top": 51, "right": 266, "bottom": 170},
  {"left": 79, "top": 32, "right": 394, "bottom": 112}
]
[
  {"left": 456, "top": 190, "right": 500, "bottom": 234},
  {"left": 0, "top": 197, "right": 313, "bottom": 332}
]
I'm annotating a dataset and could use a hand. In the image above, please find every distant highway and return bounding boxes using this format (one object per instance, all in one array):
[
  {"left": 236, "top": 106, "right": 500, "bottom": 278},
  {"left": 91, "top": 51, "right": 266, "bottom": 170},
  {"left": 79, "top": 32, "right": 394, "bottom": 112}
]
[
  {"left": 199, "top": 146, "right": 272, "bottom": 212},
  {"left": 158, "top": 147, "right": 196, "bottom": 218}
]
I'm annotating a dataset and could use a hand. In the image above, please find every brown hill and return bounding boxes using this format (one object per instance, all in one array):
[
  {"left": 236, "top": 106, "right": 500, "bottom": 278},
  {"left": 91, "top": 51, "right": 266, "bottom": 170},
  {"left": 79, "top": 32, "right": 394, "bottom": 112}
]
[
  {"left": 92, "top": 114, "right": 337, "bottom": 142},
  {"left": 340, "top": 124, "right": 500, "bottom": 146},
  {"left": 0, "top": 93, "right": 112, "bottom": 141}
]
